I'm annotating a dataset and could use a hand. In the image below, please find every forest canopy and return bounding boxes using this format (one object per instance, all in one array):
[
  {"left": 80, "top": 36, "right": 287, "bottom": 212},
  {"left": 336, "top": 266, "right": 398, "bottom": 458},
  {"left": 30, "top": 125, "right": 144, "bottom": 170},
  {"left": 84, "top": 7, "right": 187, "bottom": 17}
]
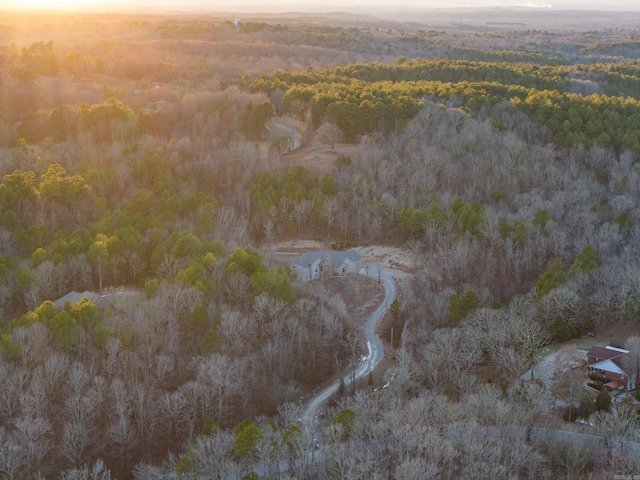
[
  {"left": 1, "top": 9, "right": 640, "bottom": 479},
  {"left": 250, "top": 58, "right": 640, "bottom": 151}
]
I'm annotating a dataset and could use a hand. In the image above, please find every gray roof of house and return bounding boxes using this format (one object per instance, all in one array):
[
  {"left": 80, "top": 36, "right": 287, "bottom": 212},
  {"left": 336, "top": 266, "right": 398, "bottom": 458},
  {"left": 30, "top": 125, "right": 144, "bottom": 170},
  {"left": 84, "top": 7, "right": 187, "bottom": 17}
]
[
  {"left": 591, "top": 359, "right": 629, "bottom": 376},
  {"left": 333, "top": 250, "right": 360, "bottom": 265},
  {"left": 53, "top": 290, "right": 99, "bottom": 308},
  {"left": 587, "top": 344, "right": 629, "bottom": 361},
  {"left": 291, "top": 250, "right": 360, "bottom": 268}
]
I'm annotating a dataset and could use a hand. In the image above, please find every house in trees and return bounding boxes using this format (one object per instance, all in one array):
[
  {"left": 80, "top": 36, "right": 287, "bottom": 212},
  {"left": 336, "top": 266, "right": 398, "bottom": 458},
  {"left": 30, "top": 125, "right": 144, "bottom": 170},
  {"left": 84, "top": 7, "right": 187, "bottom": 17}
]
[
  {"left": 290, "top": 250, "right": 361, "bottom": 281},
  {"left": 587, "top": 344, "right": 635, "bottom": 391},
  {"left": 53, "top": 290, "right": 100, "bottom": 308}
]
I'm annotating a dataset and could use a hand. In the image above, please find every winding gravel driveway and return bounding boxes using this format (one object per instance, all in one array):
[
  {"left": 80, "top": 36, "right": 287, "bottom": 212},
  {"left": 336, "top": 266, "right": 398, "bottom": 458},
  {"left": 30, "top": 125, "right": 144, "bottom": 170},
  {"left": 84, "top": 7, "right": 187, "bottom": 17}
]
[{"left": 301, "top": 264, "right": 396, "bottom": 435}]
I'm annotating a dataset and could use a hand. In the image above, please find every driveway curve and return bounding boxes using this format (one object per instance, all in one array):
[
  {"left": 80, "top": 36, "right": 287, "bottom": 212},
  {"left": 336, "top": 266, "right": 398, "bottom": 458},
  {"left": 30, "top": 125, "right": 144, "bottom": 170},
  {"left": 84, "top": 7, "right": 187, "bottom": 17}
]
[{"left": 302, "top": 264, "right": 396, "bottom": 435}]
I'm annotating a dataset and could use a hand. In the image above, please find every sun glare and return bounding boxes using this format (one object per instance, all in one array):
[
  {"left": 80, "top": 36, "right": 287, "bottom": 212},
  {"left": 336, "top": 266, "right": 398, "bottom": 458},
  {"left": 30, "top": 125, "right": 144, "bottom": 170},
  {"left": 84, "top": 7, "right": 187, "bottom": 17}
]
[{"left": 4, "top": 0, "right": 110, "bottom": 11}]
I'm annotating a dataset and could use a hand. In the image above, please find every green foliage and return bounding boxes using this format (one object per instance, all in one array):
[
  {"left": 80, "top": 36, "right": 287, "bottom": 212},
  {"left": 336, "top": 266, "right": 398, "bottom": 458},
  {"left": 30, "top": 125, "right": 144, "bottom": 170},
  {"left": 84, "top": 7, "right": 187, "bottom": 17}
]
[
  {"left": 250, "top": 57, "right": 640, "bottom": 151},
  {"left": 8, "top": 311, "right": 38, "bottom": 331},
  {"left": 118, "top": 327, "right": 135, "bottom": 350},
  {"left": 49, "top": 311, "right": 78, "bottom": 352},
  {"left": 93, "top": 323, "right": 113, "bottom": 348},
  {"left": 320, "top": 173, "right": 339, "bottom": 196},
  {"left": 69, "top": 298, "right": 100, "bottom": 328},
  {"left": 250, "top": 267, "right": 295, "bottom": 304},
  {"left": 234, "top": 419, "right": 263, "bottom": 458},
  {"left": 399, "top": 207, "right": 429, "bottom": 239},
  {"left": 0, "top": 255, "right": 16, "bottom": 288},
  {"left": 226, "top": 248, "right": 264, "bottom": 277},
  {"left": 532, "top": 209, "right": 550, "bottom": 233},
  {"left": 513, "top": 221, "right": 529, "bottom": 247},
  {"left": 568, "top": 245, "right": 601, "bottom": 278},
  {"left": 334, "top": 154, "right": 352, "bottom": 170},
  {"left": 612, "top": 211, "right": 634, "bottom": 236},
  {"left": 189, "top": 303, "right": 207, "bottom": 329},
  {"left": 449, "top": 198, "right": 484, "bottom": 239},
  {"left": 0, "top": 169, "right": 38, "bottom": 209},
  {"left": 564, "top": 393, "right": 595, "bottom": 422},
  {"left": 448, "top": 290, "right": 482, "bottom": 324},
  {"left": 551, "top": 315, "right": 572, "bottom": 342},
  {"left": 390, "top": 299, "right": 400, "bottom": 322},
  {"left": 249, "top": 165, "right": 323, "bottom": 232},
  {"left": 35, "top": 300, "right": 60, "bottom": 323},
  {"left": 596, "top": 389, "right": 611, "bottom": 412},
  {"left": 588, "top": 373, "right": 608, "bottom": 383},
  {"left": 16, "top": 267, "right": 36, "bottom": 294},
  {"left": 333, "top": 408, "right": 357, "bottom": 440},
  {"left": 258, "top": 166, "right": 314, "bottom": 207},
  {"left": 127, "top": 188, "right": 162, "bottom": 217},
  {"left": 173, "top": 455, "right": 196, "bottom": 477},
  {"left": 39, "top": 164, "right": 91, "bottom": 208},
  {"left": 535, "top": 257, "right": 568, "bottom": 299},
  {"left": 490, "top": 188, "right": 507, "bottom": 202},
  {"left": 177, "top": 253, "right": 216, "bottom": 294},
  {"left": 576, "top": 394, "right": 595, "bottom": 419},
  {"left": 397, "top": 201, "right": 445, "bottom": 240},
  {"left": 201, "top": 328, "right": 220, "bottom": 355},
  {"left": 498, "top": 218, "right": 528, "bottom": 247},
  {"left": 142, "top": 278, "right": 160, "bottom": 298},
  {"left": 282, "top": 424, "right": 301, "bottom": 449},
  {"left": 88, "top": 235, "right": 110, "bottom": 262},
  {"left": 170, "top": 231, "right": 203, "bottom": 258},
  {"left": 255, "top": 58, "right": 560, "bottom": 135},
  {"left": 240, "top": 101, "right": 275, "bottom": 140},
  {"left": 201, "top": 420, "right": 219, "bottom": 436},
  {"left": 30, "top": 247, "right": 48, "bottom": 267},
  {"left": 0, "top": 333, "right": 22, "bottom": 362}
]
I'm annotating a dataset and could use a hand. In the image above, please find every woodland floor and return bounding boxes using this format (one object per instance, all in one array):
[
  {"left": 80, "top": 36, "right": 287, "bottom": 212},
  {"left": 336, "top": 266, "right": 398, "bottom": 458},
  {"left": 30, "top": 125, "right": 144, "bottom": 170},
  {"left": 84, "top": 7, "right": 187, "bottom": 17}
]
[{"left": 282, "top": 140, "right": 362, "bottom": 176}]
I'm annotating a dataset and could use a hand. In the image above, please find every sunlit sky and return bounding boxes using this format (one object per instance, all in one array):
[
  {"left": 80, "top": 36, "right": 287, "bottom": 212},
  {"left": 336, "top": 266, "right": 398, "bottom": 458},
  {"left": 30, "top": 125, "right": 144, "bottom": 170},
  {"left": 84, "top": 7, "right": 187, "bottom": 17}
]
[{"left": 1, "top": 0, "right": 640, "bottom": 11}]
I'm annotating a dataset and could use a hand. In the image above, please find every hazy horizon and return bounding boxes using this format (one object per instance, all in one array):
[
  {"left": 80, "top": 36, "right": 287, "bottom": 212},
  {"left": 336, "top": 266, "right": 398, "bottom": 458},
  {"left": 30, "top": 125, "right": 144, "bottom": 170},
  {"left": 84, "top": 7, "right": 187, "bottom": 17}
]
[{"left": 2, "top": 0, "right": 640, "bottom": 14}]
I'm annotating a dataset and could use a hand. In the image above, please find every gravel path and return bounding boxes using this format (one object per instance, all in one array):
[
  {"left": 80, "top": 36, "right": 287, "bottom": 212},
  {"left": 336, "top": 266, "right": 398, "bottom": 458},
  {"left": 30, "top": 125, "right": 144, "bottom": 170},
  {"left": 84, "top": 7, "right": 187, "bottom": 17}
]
[{"left": 519, "top": 349, "right": 557, "bottom": 389}]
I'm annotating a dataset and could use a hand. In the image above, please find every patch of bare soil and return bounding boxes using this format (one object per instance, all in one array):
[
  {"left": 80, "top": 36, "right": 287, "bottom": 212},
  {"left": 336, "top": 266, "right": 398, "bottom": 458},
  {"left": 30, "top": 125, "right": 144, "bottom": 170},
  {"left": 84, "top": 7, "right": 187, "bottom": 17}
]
[
  {"left": 273, "top": 240, "right": 326, "bottom": 253},
  {"left": 354, "top": 245, "right": 414, "bottom": 279},
  {"left": 282, "top": 140, "right": 362, "bottom": 175},
  {"left": 326, "top": 274, "right": 385, "bottom": 328}
]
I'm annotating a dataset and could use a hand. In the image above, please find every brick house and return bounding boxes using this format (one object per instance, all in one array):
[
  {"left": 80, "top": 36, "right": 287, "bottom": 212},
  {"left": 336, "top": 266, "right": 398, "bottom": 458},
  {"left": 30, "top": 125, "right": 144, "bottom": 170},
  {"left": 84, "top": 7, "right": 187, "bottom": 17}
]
[{"left": 587, "top": 344, "right": 636, "bottom": 391}]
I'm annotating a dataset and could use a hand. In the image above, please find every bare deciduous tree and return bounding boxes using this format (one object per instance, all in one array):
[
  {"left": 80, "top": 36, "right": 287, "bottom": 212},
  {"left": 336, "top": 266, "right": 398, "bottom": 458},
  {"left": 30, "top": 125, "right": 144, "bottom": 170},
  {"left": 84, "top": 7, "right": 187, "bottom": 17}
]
[
  {"left": 0, "top": 427, "right": 25, "bottom": 479},
  {"left": 321, "top": 195, "right": 339, "bottom": 240},
  {"left": 13, "top": 416, "right": 53, "bottom": 477},
  {"left": 553, "top": 346, "right": 586, "bottom": 414},
  {"left": 623, "top": 336, "right": 640, "bottom": 385},
  {"left": 317, "top": 122, "right": 344, "bottom": 151},
  {"left": 60, "top": 460, "right": 111, "bottom": 480},
  {"left": 591, "top": 404, "right": 640, "bottom": 471}
]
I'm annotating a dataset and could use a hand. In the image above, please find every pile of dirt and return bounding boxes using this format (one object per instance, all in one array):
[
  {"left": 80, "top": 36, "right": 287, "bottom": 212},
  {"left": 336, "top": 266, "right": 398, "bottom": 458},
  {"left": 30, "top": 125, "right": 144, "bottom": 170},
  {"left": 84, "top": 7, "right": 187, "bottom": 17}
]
[{"left": 355, "top": 245, "right": 414, "bottom": 278}]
